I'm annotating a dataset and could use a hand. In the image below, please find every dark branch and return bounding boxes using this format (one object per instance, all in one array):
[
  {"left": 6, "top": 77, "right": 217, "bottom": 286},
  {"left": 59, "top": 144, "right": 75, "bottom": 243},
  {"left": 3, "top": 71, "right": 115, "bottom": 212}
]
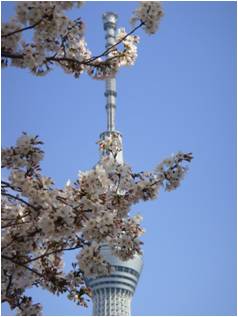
[
  {"left": 85, "top": 21, "right": 144, "bottom": 65},
  {"left": 22, "top": 245, "right": 84, "bottom": 264},
  {"left": 2, "top": 221, "right": 31, "bottom": 229},
  {"left": 5, "top": 274, "right": 13, "bottom": 297},
  {"left": 2, "top": 16, "right": 46, "bottom": 38},
  {"left": 2, "top": 255, "right": 43, "bottom": 278},
  {"left": 1, "top": 22, "right": 144, "bottom": 70},
  {"left": 1, "top": 180, "right": 22, "bottom": 192},
  {"left": 2, "top": 192, "right": 38, "bottom": 210}
]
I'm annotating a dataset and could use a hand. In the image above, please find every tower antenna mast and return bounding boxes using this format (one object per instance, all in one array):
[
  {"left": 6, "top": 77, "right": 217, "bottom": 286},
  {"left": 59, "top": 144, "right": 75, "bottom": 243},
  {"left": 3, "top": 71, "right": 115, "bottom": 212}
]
[
  {"left": 99, "top": 12, "right": 124, "bottom": 164},
  {"left": 85, "top": 13, "right": 143, "bottom": 316},
  {"left": 103, "top": 12, "right": 118, "bottom": 131}
]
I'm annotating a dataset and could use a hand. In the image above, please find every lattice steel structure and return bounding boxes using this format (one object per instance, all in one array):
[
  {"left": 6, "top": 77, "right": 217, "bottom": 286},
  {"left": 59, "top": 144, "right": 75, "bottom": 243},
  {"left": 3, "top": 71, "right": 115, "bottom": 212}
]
[{"left": 85, "top": 12, "right": 144, "bottom": 316}]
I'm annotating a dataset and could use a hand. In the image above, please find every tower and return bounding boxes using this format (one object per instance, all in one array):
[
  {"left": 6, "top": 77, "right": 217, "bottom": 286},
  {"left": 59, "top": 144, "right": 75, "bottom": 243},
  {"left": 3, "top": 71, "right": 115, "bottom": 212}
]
[
  {"left": 85, "top": 12, "right": 143, "bottom": 316},
  {"left": 86, "top": 244, "right": 143, "bottom": 316}
]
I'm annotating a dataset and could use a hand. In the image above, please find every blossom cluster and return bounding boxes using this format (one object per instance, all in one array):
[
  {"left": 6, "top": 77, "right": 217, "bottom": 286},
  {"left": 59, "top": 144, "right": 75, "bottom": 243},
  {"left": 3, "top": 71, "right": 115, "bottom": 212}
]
[
  {"left": 2, "top": 2, "right": 88, "bottom": 76},
  {"left": 114, "top": 28, "right": 139, "bottom": 67},
  {"left": 131, "top": 1, "right": 164, "bottom": 34},
  {"left": 1, "top": 18, "right": 22, "bottom": 57},
  {"left": 2, "top": 133, "right": 44, "bottom": 169},
  {"left": 86, "top": 27, "right": 140, "bottom": 80},
  {"left": 97, "top": 132, "right": 122, "bottom": 158},
  {"left": 2, "top": 2, "right": 163, "bottom": 78},
  {"left": 16, "top": 297, "right": 42, "bottom": 316},
  {"left": 110, "top": 215, "right": 144, "bottom": 260},
  {"left": 2, "top": 131, "right": 192, "bottom": 314},
  {"left": 77, "top": 242, "right": 111, "bottom": 277},
  {"left": 155, "top": 151, "right": 193, "bottom": 191},
  {"left": 2, "top": 134, "right": 90, "bottom": 314}
]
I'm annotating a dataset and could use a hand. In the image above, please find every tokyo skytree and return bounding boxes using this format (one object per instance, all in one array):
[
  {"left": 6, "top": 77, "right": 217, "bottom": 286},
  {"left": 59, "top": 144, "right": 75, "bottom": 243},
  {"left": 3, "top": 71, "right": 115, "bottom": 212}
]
[{"left": 85, "top": 12, "right": 143, "bottom": 316}]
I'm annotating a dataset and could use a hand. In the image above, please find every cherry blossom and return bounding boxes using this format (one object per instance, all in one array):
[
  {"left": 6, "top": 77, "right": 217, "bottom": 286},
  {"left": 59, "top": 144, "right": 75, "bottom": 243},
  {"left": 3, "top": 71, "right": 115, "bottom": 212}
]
[
  {"left": 131, "top": 1, "right": 164, "bottom": 34},
  {"left": 97, "top": 132, "right": 123, "bottom": 159},
  {"left": 2, "top": 2, "right": 163, "bottom": 78},
  {"left": 1, "top": 2, "right": 193, "bottom": 315},
  {"left": 77, "top": 242, "right": 111, "bottom": 277},
  {"left": 2, "top": 132, "right": 192, "bottom": 314},
  {"left": 16, "top": 297, "right": 42, "bottom": 316}
]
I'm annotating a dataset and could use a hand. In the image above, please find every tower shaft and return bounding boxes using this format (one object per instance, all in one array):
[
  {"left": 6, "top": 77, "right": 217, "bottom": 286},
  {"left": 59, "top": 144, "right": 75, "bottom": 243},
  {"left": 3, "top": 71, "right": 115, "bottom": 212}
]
[
  {"left": 85, "top": 13, "right": 143, "bottom": 316},
  {"left": 103, "top": 12, "right": 118, "bottom": 131},
  {"left": 93, "top": 288, "right": 132, "bottom": 316},
  {"left": 100, "top": 12, "right": 123, "bottom": 164},
  {"left": 86, "top": 245, "right": 143, "bottom": 316}
]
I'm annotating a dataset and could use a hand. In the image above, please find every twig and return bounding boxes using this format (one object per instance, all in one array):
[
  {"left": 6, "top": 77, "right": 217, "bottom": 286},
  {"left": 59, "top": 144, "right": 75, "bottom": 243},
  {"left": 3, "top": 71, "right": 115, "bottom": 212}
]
[
  {"left": 2, "top": 17, "right": 46, "bottom": 38},
  {"left": 85, "top": 21, "right": 144, "bottom": 65},
  {"left": 23, "top": 245, "right": 83, "bottom": 264},
  {"left": 2, "top": 221, "right": 31, "bottom": 229},
  {"left": 2, "top": 255, "right": 43, "bottom": 278},
  {"left": 115, "top": 174, "right": 121, "bottom": 194},
  {"left": 1, "top": 180, "right": 22, "bottom": 192},
  {"left": 5, "top": 274, "right": 13, "bottom": 296},
  {"left": 2, "top": 192, "right": 38, "bottom": 210},
  {"left": 1, "top": 22, "right": 144, "bottom": 69}
]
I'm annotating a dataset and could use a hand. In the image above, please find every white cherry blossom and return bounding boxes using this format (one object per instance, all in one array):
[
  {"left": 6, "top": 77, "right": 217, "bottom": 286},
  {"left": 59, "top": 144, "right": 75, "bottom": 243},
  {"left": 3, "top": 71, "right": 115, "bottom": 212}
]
[
  {"left": 2, "top": 132, "right": 192, "bottom": 314},
  {"left": 1, "top": 2, "right": 194, "bottom": 315},
  {"left": 2, "top": 2, "right": 163, "bottom": 78},
  {"left": 131, "top": 1, "right": 164, "bottom": 34},
  {"left": 77, "top": 243, "right": 111, "bottom": 277}
]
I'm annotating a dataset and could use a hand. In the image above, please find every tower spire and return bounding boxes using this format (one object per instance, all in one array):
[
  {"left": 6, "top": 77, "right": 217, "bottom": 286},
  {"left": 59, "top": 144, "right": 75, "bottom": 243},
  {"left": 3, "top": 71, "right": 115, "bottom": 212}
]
[
  {"left": 103, "top": 12, "right": 118, "bottom": 131},
  {"left": 85, "top": 13, "right": 143, "bottom": 316},
  {"left": 100, "top": 12, "right": 123, "bottom": 164}
]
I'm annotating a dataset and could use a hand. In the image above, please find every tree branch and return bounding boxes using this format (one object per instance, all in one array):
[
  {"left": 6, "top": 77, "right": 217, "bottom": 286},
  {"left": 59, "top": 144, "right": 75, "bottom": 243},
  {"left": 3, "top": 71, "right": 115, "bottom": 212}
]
[
  {"left": 116, "top": 174, "right": 121, "bottom": 194},
  {"left": 1, "top": 239, "right": 16, "bottom": 251},
  {"left": 85, "top": 21, "right": 144, "bottom": 65},
  {"left": 1, "top": 192, "right": 38, "bottom": 210},
  {"left": 5, "top": 273, "right": 13, "bottom": 297},
  {"left": 2, "top": 221, "right": 32, "bottom": 229},
  {"left": 22, "top": 245, "right": 83, "bottom": 264},
  {"left": 1, "top": 22, "right": 144, "bottom": 70},
  {"left": 2, "top": 255, "right": 43, "bottom": 278},
  {"left": 2, "top": 17, "right": 46, "bottom": 38},
  {"left": 1, "top": 211, "right": 30, "bottom": 222},
  {"left": 1, "top": 180, "right": 22, "bottom": 192}
]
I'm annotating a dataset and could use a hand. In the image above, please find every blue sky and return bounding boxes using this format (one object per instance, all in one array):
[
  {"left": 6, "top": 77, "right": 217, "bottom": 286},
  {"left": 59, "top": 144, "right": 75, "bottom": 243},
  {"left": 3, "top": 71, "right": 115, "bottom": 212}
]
[{"left": 1, "top": 1, "right": 237, "bottom": 316}]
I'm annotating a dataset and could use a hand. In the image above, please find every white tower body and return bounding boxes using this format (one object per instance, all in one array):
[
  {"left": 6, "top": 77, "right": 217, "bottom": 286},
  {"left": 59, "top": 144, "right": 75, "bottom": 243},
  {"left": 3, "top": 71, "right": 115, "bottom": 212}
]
[
  {"left": 86, "top": 245, "right": 143, "bottom": 316},
  {"left": 100, "top": 12, "right": 123, "bottom": 164},
  {"left": 103, "top": 11, "right": 117, "bottom": 132},
  {"left": 86, "top": 12, "right": 143, "bottom": 316}
]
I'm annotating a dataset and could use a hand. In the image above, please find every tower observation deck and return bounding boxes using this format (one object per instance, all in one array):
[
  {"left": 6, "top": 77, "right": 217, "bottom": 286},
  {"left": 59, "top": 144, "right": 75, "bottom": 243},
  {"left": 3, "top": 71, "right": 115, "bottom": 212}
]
[
  {"left": 86, "top": 245, "right": 143, "bottom": 316},
  {"left": 85, "top": 12, "right": 143, "bottom": 316}
]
